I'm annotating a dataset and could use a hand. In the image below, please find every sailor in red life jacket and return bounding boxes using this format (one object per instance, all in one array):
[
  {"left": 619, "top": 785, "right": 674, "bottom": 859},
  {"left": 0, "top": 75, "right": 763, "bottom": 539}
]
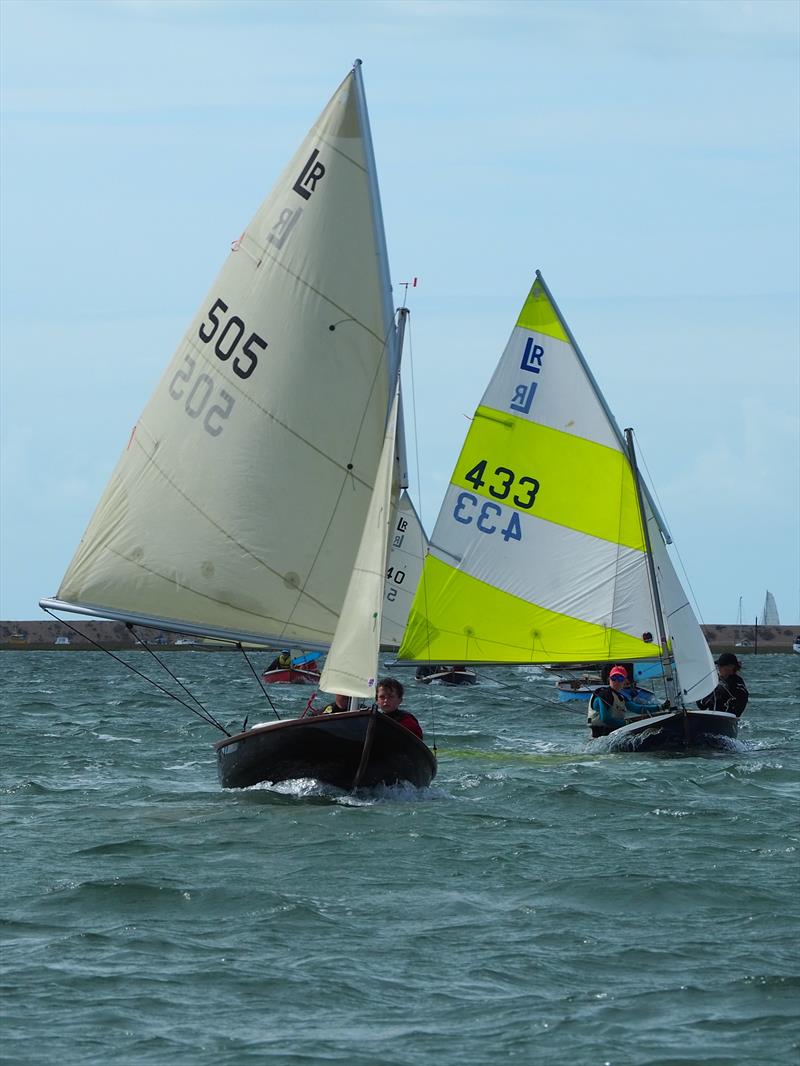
[{"left": 376, "top": 677, "right": 423, "bottom": 739}]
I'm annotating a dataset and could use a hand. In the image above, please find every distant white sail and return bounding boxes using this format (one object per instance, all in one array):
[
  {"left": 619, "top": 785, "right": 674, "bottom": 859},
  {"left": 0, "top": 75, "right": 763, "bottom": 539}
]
[
  {"left": 761, "top": 591, "right": 780, "bottom": 626},
  {"left": 320, "top": 389, "right": 399, "bottom": 698},
  {"left": 46, "top": 69, "right": 397, "bottom": 648},
  {"left": 380, "top": 490, "right": 428, "bottom": 650}
]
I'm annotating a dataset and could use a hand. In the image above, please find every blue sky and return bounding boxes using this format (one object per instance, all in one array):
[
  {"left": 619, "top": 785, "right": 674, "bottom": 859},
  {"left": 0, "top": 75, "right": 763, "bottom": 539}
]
[{"left": 1, "top": 0, "right": 798, "bottom": 625}]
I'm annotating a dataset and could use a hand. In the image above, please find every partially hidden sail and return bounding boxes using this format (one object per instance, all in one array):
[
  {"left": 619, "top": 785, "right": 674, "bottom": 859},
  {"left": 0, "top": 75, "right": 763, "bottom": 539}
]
[
  {"left": 43, "top": 66, "right": 398, "bottom": 650},
  {"left": 380, "top": 490, "right": 428, "bottom": 650},
  {"left": 399, "top": 272, "right": 715, "bottom": 704}
]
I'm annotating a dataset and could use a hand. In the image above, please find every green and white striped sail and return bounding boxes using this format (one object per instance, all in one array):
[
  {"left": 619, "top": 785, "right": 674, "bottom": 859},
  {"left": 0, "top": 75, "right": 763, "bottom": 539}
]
[
  {"left": 399, "top": 274, "right": 664, "bottom": 665},
  {"left": 43, "top": 65, "right": 397, "bottom": 648}
]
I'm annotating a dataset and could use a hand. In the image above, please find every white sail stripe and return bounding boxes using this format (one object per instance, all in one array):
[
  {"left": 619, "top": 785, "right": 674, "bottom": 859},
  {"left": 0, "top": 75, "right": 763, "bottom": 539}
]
[
  {"left": 431, "top": 483, "right": 659, "bottom": 639},
  {"left": 482, "top": 327, "right": 620, "bottom": 450}
]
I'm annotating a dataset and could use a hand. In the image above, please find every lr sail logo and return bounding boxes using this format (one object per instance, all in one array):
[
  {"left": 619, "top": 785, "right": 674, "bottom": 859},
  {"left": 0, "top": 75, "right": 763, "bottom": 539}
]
[
  {"left": 510, "top": 337, "right": 543, "bottom": 414},
  {"left": 293, "top": 149, "right": 326, "bottom": 200},
  {"left": 267, "top": 148, "right": 326, "bottom": 249},
  {"left": 268, "top": 207, "right": 302, "bottom": 249},
  {"left": 520, "top": 337, "right": 544, "bottom": 373}
]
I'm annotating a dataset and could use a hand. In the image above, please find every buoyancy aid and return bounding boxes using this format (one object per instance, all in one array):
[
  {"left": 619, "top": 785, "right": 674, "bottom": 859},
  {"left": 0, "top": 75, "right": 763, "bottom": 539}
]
[{"left": 587, "top": 685, "right": 627, "bottom": 726}]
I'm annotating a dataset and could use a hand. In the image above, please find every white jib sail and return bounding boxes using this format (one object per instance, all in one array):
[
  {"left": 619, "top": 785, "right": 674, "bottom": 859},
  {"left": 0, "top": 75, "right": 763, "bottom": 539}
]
[
  {"left": 320, "top": 388, "right": 400, "bottom": 698},
  {"left": 45, "top": 66, "right": 397, "bottom": 648},
  {"left": 645, "top": 502, "right": 716, "bottom": 702},
  {"left": 380, "top": 490, "right": 428, "bottom": 649}
]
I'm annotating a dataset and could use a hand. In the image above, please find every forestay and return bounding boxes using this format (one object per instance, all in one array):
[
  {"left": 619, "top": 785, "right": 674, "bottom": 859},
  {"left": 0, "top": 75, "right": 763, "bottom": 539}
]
[
  {"left": 44, "top": 66, "right": 397, "bottom": 648},
  {"left": 399, "top": 274, "right": 668, "bottom": 665}
]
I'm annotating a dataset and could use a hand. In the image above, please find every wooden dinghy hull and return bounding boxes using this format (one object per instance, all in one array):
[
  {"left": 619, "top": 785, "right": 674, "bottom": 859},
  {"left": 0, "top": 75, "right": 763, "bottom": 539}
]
[
  {"left": 591, "top": 709, "right": 738, "bottom": 752},
  {"left": 214, "top": 709, "right": 437, "bottom": 791},
  {"left": 260, "top": 668, "right": 321, "bottom": 685}
]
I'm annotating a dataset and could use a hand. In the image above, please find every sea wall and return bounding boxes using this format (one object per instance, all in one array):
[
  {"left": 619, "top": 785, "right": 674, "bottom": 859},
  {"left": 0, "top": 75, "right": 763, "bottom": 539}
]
[{"left": 2, "top": 620, "right": 797, "bottom": 652}]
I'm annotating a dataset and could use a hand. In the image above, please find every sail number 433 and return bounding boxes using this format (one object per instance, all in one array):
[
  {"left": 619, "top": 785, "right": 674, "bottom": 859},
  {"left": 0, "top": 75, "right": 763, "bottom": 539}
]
[{"left": 452, "top": 459, "right": 540, "bottom": 543}]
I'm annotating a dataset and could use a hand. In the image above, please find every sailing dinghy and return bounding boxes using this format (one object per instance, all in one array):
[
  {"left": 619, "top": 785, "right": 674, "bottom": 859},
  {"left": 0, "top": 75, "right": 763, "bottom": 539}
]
[
  {"left": 40, "top": 63, "right": 436, "bottom": 791},
  {"left": 398, "top": 274, "right": 735, "bottom": 752}
]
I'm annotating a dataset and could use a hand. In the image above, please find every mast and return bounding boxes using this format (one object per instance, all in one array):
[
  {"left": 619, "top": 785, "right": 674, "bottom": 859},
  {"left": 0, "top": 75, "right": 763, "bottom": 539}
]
[
  {"left": 625, "top": 428, "right": 680, "bottom": 707},
  {"left": 352, "top": 59, "right": 398, "bottom": 385}
]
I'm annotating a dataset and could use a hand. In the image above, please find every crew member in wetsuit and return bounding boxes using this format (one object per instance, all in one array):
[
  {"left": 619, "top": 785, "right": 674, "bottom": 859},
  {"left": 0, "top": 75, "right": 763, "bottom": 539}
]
[
  {"left": 696, "top": 652, "right": 748, "bottom": 717},
  {"left": 376, "top": 677, "right": 423, "bottom": 739},
  {"left": 588, "top": 665, "right": 642, "bottom": 734},
  {"left": 321, "top": 693, "right": 350, "bottom": 714},
  {"left": 266, "top": 650, "right": 292, "bottom": 672}
]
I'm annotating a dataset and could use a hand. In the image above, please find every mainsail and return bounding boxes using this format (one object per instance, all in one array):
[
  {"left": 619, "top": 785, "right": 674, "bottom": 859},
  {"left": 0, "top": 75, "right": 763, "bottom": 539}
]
[
  {"left": 42, "top": 65, "right": 397, "bottom": 649},
  {"left": 399, "top": 272, "right": 710, "bottom": 687}
]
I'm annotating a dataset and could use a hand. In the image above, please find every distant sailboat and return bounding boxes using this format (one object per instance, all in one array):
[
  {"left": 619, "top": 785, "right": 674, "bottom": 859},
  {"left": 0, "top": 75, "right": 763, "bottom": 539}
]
[
  {"left": 761, "top": 591, "right": 780, "bottom": 626},
  {"left": 40, "top": 63, "right": 436, "bottom": 791},
  {"left": 398, "top": 273, "right": 734, "bottom": 751}
]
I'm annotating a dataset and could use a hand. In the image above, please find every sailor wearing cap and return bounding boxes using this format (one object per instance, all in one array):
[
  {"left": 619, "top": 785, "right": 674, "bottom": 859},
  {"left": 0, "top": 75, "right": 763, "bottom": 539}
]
[
  {"left": 588, "top": 666, "right": 642, "bottom": 734},
  {"left": 696, "top": 652, "right": 749, "bottom": 717}
]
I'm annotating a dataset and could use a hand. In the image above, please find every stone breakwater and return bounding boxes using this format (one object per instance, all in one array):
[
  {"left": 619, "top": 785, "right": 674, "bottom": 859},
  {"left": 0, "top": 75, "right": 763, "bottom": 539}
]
[{"left": 2, "top": 620, "right": 797, "bottom": 652}]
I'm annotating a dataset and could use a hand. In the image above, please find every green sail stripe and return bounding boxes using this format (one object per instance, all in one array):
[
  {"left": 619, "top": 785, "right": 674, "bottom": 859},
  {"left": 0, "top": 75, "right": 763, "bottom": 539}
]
[
  {"left": 451, "top": 406, "right": 645, "bottom": 551},
  {"left": 397, "top": 555, "right": 662, "bottom": 664},
  {"left": 515, "top": 278, "right": 569, "bottom": 342}
]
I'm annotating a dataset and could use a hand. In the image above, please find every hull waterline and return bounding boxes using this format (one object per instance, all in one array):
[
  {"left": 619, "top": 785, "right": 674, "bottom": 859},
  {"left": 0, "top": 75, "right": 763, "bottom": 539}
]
[
  {"left": 591, "top": 708, "right": 738, "bottom": 752},
  {"left": 214, "top": 709, "right": 437, "bottom": 790}
]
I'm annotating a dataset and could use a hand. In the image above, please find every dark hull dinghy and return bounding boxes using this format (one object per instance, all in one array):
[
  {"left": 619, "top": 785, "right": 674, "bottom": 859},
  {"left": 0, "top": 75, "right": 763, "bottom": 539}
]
[
  {"left": 415, "top": 665, "right": 477, "bottom": 686},
  {"left": 591, "top": 708, "right": 738, "bottom": 752},
  {"left": 215, "top": 709, "right": 437, "bottom": 791}
]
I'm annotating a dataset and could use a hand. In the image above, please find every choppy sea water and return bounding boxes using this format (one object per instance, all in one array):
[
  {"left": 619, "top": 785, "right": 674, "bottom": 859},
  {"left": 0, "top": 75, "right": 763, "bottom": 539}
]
[{"left": 2, "top": 650, "right": 798, "bottom": 1065}]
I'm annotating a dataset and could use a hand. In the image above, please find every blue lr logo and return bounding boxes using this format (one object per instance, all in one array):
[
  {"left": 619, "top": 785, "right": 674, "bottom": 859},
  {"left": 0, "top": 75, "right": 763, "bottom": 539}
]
[
  {"left": 520, "top": 337, "right": 544, "bottom": 373},
  {"left": 510, "top": 381, "right": 538, "bottom": 414}
]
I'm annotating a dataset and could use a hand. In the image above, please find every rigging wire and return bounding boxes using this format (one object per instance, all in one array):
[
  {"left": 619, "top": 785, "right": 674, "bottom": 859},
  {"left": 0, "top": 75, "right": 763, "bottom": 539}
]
[
  {"left": 128, "top": 624, "right": 230, "bottom": 733},
  {"left": 401, "top": 309, "right": 437, "bottom": 754},
  {"left": 236, "top": 642, "right": 282, "bottom": 721},
  {"left": 42, "top": 609, "right": 230, "bottom": 736}
]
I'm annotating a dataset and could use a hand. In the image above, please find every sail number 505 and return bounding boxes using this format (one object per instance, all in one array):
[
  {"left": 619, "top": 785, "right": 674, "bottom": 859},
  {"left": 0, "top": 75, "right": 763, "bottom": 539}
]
[{"left": 198, "top": 297, "right": 267, "bottom": 381}]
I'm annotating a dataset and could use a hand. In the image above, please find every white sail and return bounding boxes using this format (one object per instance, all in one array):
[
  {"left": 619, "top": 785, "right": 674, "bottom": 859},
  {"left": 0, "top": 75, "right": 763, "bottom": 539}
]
[
  {"left": 380, "top": 490, "right": 428, "bottom": 649},
  {"left": 43, "top": 66, "right": 397, "bottom": 648},
  {"left": 645, "top": 502, "right": 716, "bottom": 702},
  {"left": 761, "top": 591, "right": 780, "bottom": 626},
  {"left": 320, "top": 389, "right": 400, "bottom": 698}
]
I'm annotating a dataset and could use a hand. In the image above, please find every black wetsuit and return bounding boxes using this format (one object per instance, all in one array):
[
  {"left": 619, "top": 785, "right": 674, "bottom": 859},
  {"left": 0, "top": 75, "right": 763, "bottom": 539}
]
[{"left": 696, "top": 673, "right": 748, "bottom": 717}]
